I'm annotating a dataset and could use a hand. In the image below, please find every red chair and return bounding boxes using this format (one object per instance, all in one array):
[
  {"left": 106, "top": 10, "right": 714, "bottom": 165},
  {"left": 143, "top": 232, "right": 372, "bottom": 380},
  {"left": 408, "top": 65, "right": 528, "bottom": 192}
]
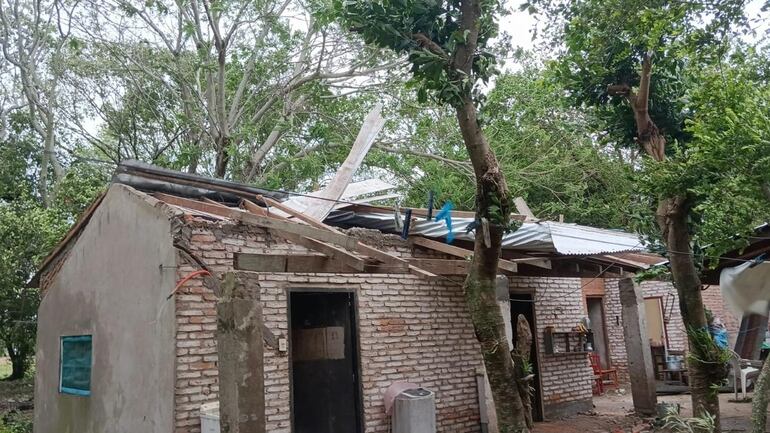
[
  {"left": 589, "top": 353, "right": 619, "bottom": 394},
  {"left": 589, "top": 353, "right": 604, "bottom": 395}
]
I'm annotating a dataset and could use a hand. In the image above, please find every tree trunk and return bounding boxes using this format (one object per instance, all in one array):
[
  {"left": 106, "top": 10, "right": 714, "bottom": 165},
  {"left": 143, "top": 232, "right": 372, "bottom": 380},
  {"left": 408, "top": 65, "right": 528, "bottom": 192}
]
[
  {"left": 622, "top": 54, "right": 724, "bottom": 430},
  {"left": 751, "top": 358, "right": 770, "bottom": 433},
  {"left": 5, "top": 343, "right": 28, "bottom": 381},
  {"left": 658, "top": 197, "right": 724, "bottom": 430},
  {"left": 214, "top": 135, "right": 230, "bottom": 178},
  {"left": 512, "top": 314, "right": 534, "bottom": 429},
  {"left": 449, "top": 0, "right": 528, "bottom": 428},
  {"left": 456, "top": 95, "right": 529, "bottom": 433}
]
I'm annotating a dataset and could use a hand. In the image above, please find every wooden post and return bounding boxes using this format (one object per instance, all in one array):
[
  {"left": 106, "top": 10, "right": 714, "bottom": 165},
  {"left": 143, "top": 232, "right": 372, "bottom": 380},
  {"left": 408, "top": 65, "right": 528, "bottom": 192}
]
[
  {"left": 217, "top": 273, "right": 265, "bottom": 433},
  {"left": 618, "top": 277, "right": 657, "bottom": 416}
]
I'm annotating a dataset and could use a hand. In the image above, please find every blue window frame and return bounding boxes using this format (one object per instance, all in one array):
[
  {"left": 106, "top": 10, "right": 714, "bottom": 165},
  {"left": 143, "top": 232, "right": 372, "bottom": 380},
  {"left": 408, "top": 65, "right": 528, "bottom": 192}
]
[{"left": 59, "top": 335, "right": 92, "bottom": 396}]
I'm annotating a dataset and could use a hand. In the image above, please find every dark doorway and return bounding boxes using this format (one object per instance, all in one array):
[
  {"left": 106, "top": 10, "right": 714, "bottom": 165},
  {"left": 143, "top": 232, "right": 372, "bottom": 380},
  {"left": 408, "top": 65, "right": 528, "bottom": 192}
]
[
  {"left": 289, "top": 291, "right": 362, "bottom": 433},
  {"left": 510, "top": 294, "right": 544, "bottom": 422},
  {"left": 586, "top": 297, "right": 610, "bottom": 369}
]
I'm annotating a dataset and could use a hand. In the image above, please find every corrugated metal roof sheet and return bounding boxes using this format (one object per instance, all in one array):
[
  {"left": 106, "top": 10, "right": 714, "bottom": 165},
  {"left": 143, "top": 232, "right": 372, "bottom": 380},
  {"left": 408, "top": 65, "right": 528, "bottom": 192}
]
[{"left": 325, "top": 209, "right": 645, "bottom": 256}]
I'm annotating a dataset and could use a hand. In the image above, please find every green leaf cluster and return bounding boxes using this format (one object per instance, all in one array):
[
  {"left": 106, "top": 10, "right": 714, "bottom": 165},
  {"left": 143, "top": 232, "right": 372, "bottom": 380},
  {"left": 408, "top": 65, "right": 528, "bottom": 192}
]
[{"left": 335, "top": 0, "right": 503, "bottom": 107}]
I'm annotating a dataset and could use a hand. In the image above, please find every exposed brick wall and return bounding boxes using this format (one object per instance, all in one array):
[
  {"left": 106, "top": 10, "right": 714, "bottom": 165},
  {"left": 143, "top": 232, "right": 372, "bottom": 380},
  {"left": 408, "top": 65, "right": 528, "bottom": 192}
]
[
  {"left": 603, "top": 279, "right": 688, "bottom": 386},
  {"left": 603, "top": 279, "right": 629, "bottom": 384},
  {"left": 509, "top": 277, "right": 594, "bottom": 418},
  {"left": 173, "top": 220, "right": 483, "bottom": 433}
]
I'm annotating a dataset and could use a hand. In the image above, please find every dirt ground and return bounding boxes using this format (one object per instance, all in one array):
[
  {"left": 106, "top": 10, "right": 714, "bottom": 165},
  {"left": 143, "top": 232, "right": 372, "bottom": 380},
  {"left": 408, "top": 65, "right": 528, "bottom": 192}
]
[{"left": 533, "top": 391, "right": 764, "bottom": 433}]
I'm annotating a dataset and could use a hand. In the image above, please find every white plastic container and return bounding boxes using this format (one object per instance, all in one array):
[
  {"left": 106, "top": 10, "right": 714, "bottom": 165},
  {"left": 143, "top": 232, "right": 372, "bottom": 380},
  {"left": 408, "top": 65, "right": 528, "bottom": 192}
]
[
  {"left": 392, "top": 388, "right": 436, "bottom": 433},
  {"left": 200, "top": 402, "right": 220, "bottom": 433}
]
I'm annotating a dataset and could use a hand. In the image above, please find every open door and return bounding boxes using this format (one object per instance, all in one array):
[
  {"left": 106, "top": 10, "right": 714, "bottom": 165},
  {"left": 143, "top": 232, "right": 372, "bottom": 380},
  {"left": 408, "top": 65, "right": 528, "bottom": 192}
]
[
  {"left": 586, "top": 297, "right": 611, "bottom": 369},
  {"left": 644, "top": 297, "right": 667, "bottom": 349},
  {"left": 290, "top": 291, "right": 362, "bottom": 433},
  {"left": 510, "top": 294, "right": 544, "bottom": 422}
]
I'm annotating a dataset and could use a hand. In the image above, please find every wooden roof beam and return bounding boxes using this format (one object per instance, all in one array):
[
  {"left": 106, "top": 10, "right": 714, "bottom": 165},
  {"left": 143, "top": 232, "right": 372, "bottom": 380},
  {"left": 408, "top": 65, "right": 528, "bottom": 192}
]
[
  {"left": 153, "top": 193, "right": 359, "bottom": 250},
  {"left": 410, "top": 236, "right": 518, "bottom": 273},
  {"left": 256, "top": 195, "right": 437, "bottom": 279}
]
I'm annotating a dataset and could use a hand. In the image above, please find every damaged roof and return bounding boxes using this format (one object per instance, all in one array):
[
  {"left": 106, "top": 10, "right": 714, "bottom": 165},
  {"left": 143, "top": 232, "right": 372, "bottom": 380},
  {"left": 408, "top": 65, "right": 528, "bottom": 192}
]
[
  {"left": 31, "top": 161, "right": 656, "bottom": 285},
  {"left": 326, "top": 208, "right": 644, "bottom": 256}
]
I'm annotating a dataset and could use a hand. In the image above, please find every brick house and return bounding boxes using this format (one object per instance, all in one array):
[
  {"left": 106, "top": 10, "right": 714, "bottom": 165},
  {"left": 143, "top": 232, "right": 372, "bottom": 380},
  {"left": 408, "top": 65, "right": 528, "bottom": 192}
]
[{"left": 32, "top": 162, "right": 695, "bottom": 433}]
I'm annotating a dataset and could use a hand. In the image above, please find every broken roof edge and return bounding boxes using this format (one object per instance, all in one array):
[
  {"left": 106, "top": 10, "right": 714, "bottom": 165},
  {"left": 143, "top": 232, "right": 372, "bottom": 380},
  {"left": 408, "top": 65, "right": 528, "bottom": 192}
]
[
  {"left": 114, "top": 159, "right": 288, "bottom": 202},
  {"left": 29, "top": 184, "right": 186, "bottom": 288}
]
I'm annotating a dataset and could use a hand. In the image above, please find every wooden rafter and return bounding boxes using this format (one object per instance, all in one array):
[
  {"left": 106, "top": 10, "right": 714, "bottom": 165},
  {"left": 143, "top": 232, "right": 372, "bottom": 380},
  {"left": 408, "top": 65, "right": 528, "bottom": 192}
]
[
  {"left": 410, "top": 236, "right": 518, "bottom": 273},
  {"left": 266, "top": 229, "right": 366, "bottom": 272},
  {"left": 255, "top": 195, "right": 436, "bottom": 278},
  {"left": 235, "top": 253, "right": 471, "bottom": 276},
  {"left": 153, "top": 193, "right": 359, "bottom": 250}
]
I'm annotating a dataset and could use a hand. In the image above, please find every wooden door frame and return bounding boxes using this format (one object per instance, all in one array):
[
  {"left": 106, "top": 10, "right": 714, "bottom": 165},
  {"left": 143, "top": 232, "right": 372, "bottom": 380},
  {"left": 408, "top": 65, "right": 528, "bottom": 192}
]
[
  {"left": 643, "top": 296, "right": 670, "bottom": 349},
  {"left": 585, "top": 295, "right": 613, "bottom": 368},
  {"left": 510, "top": 290, "right": 545, "bottom": 422},
  {"left": 286, "top": 287, "right": 364, "bottom": 433}
]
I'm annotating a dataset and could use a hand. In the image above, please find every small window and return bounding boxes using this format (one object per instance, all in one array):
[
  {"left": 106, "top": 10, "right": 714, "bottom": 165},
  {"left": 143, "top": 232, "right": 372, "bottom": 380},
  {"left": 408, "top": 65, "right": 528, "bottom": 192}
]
[{"left": 59, "top": 335, "right": 92, "bottom": 396}]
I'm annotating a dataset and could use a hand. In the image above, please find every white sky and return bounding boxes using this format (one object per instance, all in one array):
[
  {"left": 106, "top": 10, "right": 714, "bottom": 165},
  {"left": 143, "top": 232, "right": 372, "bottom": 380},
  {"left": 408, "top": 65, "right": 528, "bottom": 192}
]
[{"left": 497, "top": 0, "right": 769, "bottom": 65}]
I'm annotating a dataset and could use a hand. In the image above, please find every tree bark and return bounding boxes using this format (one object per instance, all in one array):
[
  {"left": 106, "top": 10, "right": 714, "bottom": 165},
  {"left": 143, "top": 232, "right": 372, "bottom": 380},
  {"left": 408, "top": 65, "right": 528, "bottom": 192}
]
[
  {"left": 456, "top": 96, "right": 528, "bottom": 433},
  {"left": 512, "top": 314, "right": 534, "bottom": 429},
  {"left": 5, "top": 342, "right": 28, "bottom": 381},
  {"left": 214, "top": 135, "right": 231, "bottom": 178},
  {"left": 657, "top": 197, "right": 723, "bottom": 428},
  {"left": 620, "top": 53, "right": 725, "bottom": 429},
  {"left": 450, "top": 0, "right": 528, "bottom": 430},
  {"left": 751, "top": 358, "right": 770, "bottom": 433}
]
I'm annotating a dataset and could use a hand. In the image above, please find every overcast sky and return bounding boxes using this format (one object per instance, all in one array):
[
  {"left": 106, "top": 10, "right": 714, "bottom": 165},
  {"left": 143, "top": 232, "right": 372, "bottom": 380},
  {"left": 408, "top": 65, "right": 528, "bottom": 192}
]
[{"left": 497, "top": 0, "right": 770, "bottom": 64}]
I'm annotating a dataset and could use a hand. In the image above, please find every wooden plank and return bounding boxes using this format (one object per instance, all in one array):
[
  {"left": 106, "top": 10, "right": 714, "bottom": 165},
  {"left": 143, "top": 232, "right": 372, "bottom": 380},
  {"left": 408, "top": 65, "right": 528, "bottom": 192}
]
[
  {"left": 258, "top": 195, "right": 416, "bottom": 275},
  {"left": 267, "top": 230, "right": 366, "bottom": 272},
  {"left": 338, "top": 178, "right": 395, "bottom": 200},
  {"left": 153, "top": 193, "right": 359, "bottom": 250},
  {"left": 514, "top": 197, "right": 535, "bottom": 219},
  {"left": 236, "top": 253, "right": 364, "bottom": 274},
  {"left": 239, "top": 198, "right": 270, "bottom": 216},
  {"left": 235, "top": 254, "right": 288, "bottom": 272},
  {"left": 304, "top": 103, "right": 385, "bottom": 221},
  {"left": 410, "top": 236, "right": 518, "bottom": 273},
  {"left": 407, "top": 258, "right": 470, "bottom": 275},
  {"left": 512, "top": 258, "right": 551, "bottom": 269}
]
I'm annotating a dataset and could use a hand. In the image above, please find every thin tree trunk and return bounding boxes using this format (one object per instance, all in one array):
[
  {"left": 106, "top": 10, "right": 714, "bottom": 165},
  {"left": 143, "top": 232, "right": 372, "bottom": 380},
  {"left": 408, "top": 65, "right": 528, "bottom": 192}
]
[
  {"left": 5, "top": 343, "right": 28, "bottom": 381},
  {"left": 751, "top": 358, "right": 770, "bottom": 433},
  {"left": 450, "top": 0, "right": 528, "bottom": 428},
  {"left": 613, "top": 54, "right": 726, "bottom": 430},
  {"left": 456, "top": 95, "right": 528, "bottom": 433},
  {"left": 214, "top": 135, "right": 230, "bottom": 178},
  {"left": 658, "top": 197, "right": 723, "bottom": 429}
]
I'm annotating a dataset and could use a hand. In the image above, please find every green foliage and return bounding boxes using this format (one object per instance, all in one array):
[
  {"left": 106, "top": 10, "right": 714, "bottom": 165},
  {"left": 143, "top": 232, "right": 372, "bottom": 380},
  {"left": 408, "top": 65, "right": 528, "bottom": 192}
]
[
  {"left": 335, "top": 0, "right": 503, "bottom": 107},
  {"left": 385, "top": 65, "right": 636, "bottom": 229},
  {"left": 0, "top": 413, "right": 32, "bottom": 433},
  {"left": 539, "top": 0, "right": 769, "bottom": 262},
  {"left": 663, "top": 406, "right": 716, "bottom": 433},
  {"left": 537, "top": 0, "right": 747, "bottom": 150},
  {"left": 0, "top": 123, "right": 104, "bottom": 379}
]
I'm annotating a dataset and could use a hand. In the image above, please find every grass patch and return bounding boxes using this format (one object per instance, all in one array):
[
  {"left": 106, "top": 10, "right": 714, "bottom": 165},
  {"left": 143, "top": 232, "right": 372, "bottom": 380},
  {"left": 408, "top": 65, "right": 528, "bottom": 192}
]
[
  {"left": 0, "top": 359, "right": 33, "bottom": 433},
  {"left": 0, "top": 412, "right": 32, "bottom": 433}
]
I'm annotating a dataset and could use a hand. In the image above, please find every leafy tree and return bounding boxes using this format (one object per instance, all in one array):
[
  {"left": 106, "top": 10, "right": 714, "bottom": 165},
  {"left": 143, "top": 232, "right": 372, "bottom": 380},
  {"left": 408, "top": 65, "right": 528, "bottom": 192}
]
[
  {"left": 0, "top": 115, "right": 106, "bottom": 380},
  {"left": 680, "top": 51, "right": 770, "bottom": 433},
  {"left": 0, "top": 123, "right": 66, "bottom": 380},
  {"left": 387, "top": 66, "right": 635, "bottom": 229},
  {"left": 334, "top": 0, "right": 532, "bottom": 431},
  {"left": 534, "top": 0, "right": 766, "bottom": 425},
  {"left": 0, "top": 201, "right": 66, "bottom": 380}
]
